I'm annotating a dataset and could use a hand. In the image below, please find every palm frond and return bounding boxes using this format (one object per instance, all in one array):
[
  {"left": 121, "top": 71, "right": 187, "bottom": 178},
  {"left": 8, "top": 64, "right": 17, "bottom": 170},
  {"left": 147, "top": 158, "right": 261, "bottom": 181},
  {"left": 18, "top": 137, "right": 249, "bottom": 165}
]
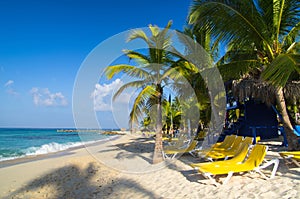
[
  {"left": 129, "top": 85, "right": 159, "bottom": 126},
  {"left": 123, "top": 49, "right": 151, "bottom": 65},
  {"left": 189, "top": 0, "right": 274, "bottom": 58},
  {"left": 262, "top": 53, "right": 300, "bottom": 87},
  {"left": 127, "top": 29, "right": 154, "bottom": 48},
  {"left": 282, "top": 21, "right": 300, "bottom": 48},
  {"left": 175, "top": 30, "right": 212, "bottom": 70},
  {"left": 218, "top": 60, "right": 260, "bottom": 81},
  {"left": 105, "top": 64, "right": 150, "bottom": 80},
  {"left": 105, "top": 64, "right": 134, "bottom": 79},
  {"left": 156, "top": 20, "right": 173, "bottom": 50},
  {"left": 149, "top": 24, "right": 160, "bottom": 37},
  {"left": 112, "top": 80, "right": 146, "bottom": 101},
  {"left": 275, "top": 0, "right": 300, "bottom": 36}
]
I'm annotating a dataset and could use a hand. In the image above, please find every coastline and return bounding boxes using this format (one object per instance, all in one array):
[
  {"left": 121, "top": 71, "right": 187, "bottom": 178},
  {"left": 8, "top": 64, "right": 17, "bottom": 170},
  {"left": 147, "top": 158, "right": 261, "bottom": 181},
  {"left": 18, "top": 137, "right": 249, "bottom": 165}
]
[
  {"left": 0, "top": 134, "right": 122, "bottom": 169},
  {"left": 0, "top": 135, "right": 299, "bottom": 198}
]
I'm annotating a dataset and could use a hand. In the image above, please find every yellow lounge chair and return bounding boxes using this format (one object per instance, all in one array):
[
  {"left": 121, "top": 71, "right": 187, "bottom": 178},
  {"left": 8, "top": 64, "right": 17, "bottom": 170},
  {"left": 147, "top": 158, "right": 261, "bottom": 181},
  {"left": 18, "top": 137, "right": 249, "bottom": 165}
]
[
  {"left": 204, "top": 137, "right": 253, "bottom": 161},
  {"left": 163, "top": 140, "right": 198, "bottom": 159},
  {"left": 197, "top": 136, "right": 243, "bottom": 160},
  {"left": 196, "top": 144, "right": 279, "bottom": 185},
  {"left": 164, "top": 137, "right": 188, "bottom": 151},
  {"left": 190, "top": 141, "right": 250, "bottom": 169},
  {"left": 279, "top": 151, "right": 300, "bottom": 167},
  {"left": 195, "top": 135, "right": 236, "bottom": 155}
]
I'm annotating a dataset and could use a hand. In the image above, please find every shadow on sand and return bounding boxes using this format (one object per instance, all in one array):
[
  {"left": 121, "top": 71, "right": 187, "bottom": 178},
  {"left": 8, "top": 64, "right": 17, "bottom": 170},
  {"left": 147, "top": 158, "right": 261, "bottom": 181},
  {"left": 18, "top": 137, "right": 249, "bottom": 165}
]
[
  {"left": 8, "top": 162, "right": 159, "bottom": 198},
  {"left": 97, "top": 137, "right": 155, "bottom": 164}
]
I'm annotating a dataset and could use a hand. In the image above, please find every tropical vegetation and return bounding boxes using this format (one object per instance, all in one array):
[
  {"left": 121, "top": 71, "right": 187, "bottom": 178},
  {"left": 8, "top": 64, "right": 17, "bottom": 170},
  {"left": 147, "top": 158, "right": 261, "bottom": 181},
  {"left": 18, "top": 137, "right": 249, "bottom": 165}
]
[
  {"left": 104, "top": 0, "right": 300, "bottom": 164},
  {"left": 105, "top": 21, "right": 183, "bottom": 163},
  {"left": 189, "top": 0, "right": 300, "bottom": 150}
]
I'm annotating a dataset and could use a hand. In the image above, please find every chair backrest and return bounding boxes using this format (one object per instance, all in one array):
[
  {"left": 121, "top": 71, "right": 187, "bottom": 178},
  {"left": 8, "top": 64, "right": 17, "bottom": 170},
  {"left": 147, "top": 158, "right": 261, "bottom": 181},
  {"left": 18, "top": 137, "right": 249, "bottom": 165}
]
[
  {"left": 242, "top": 136, "right": 254, "bottom": 145},
  {"left": 215, "top": 135, "right": 236, "bottom": 149},
  {"left": 186, "top": 140, "right": 198, "bottom": 151},
  {"left": 229, "top": 142, "right": 250, "bottom": 163},
  {"left": 228, "top": 136, "right": 244, "bottom": 150},
  {"left": 244, "top": 144, "right": 267, "bottom": 167}
]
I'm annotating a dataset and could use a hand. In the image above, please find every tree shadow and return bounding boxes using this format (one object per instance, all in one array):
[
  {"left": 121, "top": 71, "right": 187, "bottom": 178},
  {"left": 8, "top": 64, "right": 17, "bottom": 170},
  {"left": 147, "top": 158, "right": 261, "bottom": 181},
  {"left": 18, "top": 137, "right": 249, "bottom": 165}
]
[
  {"left": 7, "top": 162, "right": 159, "bottom": 198},
  {"left": 98, "top": 137, "right": 155, "bottom": 164}
]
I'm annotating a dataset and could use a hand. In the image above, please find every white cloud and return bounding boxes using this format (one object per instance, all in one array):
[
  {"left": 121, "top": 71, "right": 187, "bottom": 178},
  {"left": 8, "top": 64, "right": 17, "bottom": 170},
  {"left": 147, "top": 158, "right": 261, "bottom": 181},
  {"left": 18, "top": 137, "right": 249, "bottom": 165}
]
[
  {"left": 6, "top": 88, "right": 18, "bottom": 96},
  {"left": 4, "top": 80, "right": 14, "bottom": 87},
  {"left": 30, "top": 87, "right": 68, "bottom": 107},
  {"left": 91, "top": 79, "right": 131, "bottom": 111},
  {"left": 4, "top": 80, "right": 18, "bottom": 96}
]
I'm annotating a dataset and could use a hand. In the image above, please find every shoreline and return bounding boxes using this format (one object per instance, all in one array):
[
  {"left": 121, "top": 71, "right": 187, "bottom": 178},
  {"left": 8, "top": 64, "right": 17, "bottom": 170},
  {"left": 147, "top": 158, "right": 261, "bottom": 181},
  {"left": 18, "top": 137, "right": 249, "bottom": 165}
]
[{"left": 0, "top": 134, "right": 122, "bottom": 169}]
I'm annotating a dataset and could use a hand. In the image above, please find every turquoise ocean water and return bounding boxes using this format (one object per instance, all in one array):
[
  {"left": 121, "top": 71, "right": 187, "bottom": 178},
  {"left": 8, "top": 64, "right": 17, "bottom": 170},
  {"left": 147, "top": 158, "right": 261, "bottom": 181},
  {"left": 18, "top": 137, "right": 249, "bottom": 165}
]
[{"left": 0, "top": 128, "right": 113, "bottom": 162}]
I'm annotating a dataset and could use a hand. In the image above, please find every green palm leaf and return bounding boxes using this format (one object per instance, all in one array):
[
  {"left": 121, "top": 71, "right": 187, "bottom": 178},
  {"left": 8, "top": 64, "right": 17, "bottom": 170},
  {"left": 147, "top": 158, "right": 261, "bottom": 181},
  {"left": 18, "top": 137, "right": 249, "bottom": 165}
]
[
  {"left": 123, "top": 50, "right": 151, "bottom": 65},
  {"left": 112, "top": 80, "right": 146, "bottom": 101},
  {"left": 262, "top": 54, "right": 300, "bottom": 87},
  {"left": 189, "top": 0, "right": 274, "bottom": 57},
  {"left": 129, "top": 85, "right": 158, "bottom": 127},
  {"left": 105, "top": 64, "right": 150, "bottom": 80}
]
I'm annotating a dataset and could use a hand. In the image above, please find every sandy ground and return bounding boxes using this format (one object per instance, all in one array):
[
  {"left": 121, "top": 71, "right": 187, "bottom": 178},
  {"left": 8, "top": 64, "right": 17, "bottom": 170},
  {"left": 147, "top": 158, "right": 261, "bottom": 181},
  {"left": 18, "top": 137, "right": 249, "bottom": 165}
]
[{"left": 0, "top": 134, "right": 299, "bottom": 199}]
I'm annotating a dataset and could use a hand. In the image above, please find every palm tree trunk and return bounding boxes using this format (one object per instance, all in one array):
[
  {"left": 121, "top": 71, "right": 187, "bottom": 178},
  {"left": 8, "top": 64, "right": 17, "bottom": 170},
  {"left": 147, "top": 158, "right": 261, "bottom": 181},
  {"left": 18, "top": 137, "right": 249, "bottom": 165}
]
[
  {"left": 153, "top": 88, "right": 164, "bottom": 164},
  {"left": 276, "top": 87, "right": 300, "bottom": 150}
]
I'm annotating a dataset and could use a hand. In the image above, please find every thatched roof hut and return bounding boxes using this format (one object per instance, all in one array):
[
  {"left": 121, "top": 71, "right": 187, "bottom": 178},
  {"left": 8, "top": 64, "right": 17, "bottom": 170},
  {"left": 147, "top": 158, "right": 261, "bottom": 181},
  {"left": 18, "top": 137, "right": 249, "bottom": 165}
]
[
  {"left": 284, "top": 81, "right": 300, "bottom": 101},
  {"left": 232, "top": 78, "right": 300, "bottom": 105}
]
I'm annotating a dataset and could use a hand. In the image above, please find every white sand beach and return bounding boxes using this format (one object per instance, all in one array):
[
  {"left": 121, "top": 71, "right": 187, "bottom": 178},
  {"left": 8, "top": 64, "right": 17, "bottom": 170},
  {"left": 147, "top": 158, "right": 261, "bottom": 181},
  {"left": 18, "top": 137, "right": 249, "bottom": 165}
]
[{"left": 0, "top": 134, "right": 299, "bottom": 199}]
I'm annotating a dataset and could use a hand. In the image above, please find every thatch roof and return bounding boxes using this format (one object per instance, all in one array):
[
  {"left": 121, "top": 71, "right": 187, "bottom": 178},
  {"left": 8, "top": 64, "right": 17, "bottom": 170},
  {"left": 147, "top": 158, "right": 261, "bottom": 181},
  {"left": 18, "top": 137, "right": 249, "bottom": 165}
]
[
  {"left": 284, "top": 81, "right": 300, "bottom": 101},
  {"left": 232, "top": 78, "right": 300, "bottom": 105}
]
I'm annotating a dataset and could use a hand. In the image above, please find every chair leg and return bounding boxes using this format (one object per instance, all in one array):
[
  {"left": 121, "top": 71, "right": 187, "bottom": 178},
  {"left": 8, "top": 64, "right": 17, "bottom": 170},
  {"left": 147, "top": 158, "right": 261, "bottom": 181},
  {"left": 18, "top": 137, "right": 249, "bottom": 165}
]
[
  {"left": 204, "top": 173, "right": 219, "bottom": 187},
  {"left": 189, "top": 151, "right": 196, "bottom": 157},
  {"left": 162, "top": 152, "right": 168, "bottom": 160},
  {"left": 257, "top": 158, "right": 279, "bottom": 179},
  {"left": 162, "top": 152, "right": 177, "bottom": 160},
  {"left": 222, "top": 172, "right": 233, "bottom": 184},
  {"left": 171, "top": 153, "right": 177, "bottom": 159},
  {"left": 291, "top": 159, "right": 300, "bottom": 167}
]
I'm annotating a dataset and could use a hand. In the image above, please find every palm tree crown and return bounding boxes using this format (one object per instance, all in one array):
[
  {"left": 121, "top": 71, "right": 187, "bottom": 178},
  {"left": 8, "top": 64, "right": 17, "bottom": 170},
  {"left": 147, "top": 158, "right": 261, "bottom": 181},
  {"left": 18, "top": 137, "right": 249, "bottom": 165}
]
[{"left": 189, "top": 0, "right": 300, "bottom": 149}]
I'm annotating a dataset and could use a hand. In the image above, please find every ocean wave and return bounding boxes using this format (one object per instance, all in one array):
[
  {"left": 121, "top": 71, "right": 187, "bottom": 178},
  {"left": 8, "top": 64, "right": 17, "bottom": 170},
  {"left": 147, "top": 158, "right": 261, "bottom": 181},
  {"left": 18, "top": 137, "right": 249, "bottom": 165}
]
[
  {"left": 25, "top": 142, "right": 85, "bottom": 155},
  {"left": 0, "top": 140, "right": 98, "bottom": 162},
  {"left": 0, "top": 134, "right": 120, "bottom": 162}
]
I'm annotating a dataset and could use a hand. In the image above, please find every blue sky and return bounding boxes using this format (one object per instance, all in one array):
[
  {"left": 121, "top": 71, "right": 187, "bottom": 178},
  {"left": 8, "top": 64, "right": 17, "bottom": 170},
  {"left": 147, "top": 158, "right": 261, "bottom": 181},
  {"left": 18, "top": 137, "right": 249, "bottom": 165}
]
[{"left": 0, "top": 0, "right": 192, "bottom": 128}]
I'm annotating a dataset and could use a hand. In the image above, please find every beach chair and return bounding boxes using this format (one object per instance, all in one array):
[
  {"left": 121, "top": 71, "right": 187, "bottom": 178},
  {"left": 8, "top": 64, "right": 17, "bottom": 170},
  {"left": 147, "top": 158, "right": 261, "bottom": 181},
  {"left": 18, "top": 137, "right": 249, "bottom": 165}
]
[
  {"left": 196, "top": 144, "right": 279, "bottom": 185},
  {"left": 195, "top": 135, "right": 236, "bottom": 155},
  {"left": 190, "top": 141, "right": 251, "bottom": 169},
  {"left": 279, "top": 151, "right": 300, "bottom": 167},
  {"left": 197, "top": 136, "right": 243, "bottom": 160},
  {"left": 204, "top": 137, "right": 253, "bottom": 161},
  {"left": 164, "top": 137, "right": 190, "bottom": 151},
  {"left": 163, "top": 140, "right": 198, "bottom": 159}
]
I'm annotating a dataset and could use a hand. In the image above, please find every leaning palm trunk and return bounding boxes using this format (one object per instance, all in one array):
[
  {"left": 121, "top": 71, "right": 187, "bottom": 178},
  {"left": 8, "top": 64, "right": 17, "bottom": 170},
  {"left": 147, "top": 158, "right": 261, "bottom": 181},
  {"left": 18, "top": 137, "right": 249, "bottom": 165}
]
[
  {"left": 153, "top": 91, "right": 164, "bottom": 164},
  {"left": 276, "top": 87, "right": 300, "bottom": 150}
]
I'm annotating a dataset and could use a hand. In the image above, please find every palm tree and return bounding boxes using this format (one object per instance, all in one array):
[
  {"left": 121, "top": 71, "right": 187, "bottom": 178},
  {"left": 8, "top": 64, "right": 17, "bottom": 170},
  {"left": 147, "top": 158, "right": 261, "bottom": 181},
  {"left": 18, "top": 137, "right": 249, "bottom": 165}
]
[
  {"left": 105, "top": 21, "right": 178, "bottom": 163},
  {"left": 173, "top": 28, "right": 225, "bottom": 139},
  {"left": 189, "top": 0, "right": 300, "bottom": 150},
  {"left": 161, "top": 96, "right": 182, "bottom": 135}
]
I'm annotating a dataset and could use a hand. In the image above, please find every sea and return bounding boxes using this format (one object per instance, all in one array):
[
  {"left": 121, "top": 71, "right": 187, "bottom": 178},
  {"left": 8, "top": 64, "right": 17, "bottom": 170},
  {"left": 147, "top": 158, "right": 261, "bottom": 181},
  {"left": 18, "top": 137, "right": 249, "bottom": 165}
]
[{"left": 0, "top": 128, "right": 116, "bottom": 162}]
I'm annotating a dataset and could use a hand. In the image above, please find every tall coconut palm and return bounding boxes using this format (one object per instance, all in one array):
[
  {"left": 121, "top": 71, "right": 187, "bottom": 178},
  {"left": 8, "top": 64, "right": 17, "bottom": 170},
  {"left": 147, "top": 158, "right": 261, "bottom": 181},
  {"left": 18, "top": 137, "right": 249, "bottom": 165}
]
[
  {"left": 189, "top": 0, "right": 300, "bottom": 150},
  {"left": 105, "top": 21, "right": 179, "bottom": 163}
]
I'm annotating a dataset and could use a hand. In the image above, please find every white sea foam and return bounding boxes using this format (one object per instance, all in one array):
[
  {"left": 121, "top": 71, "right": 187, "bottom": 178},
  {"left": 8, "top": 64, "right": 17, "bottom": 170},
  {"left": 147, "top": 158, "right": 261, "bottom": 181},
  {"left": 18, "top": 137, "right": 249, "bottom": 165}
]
[
  {"left": 0, "top": 134, "right": 120, "bottom": 162},
  {"left": 0, "top": 155, "right": 23, "bottom": 162},
  {"left": 25, "top": 142, "right": 83, "bottom": 155},
  {"left": 0, "top": 140, "right": 96, "bottom": 162}
]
